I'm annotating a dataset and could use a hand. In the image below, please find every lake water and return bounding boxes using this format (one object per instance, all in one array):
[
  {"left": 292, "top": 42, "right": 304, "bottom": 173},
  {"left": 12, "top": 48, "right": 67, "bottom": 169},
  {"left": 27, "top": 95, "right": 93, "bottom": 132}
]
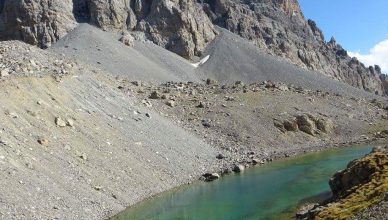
[{"left": 111, "top": 144, "right": 374, "bottom": 220}]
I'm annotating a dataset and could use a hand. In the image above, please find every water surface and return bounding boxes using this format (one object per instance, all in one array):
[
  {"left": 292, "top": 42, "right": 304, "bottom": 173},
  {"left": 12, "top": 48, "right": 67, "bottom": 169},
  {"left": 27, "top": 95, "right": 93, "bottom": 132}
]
[{"left": 112, "top": 145, "right": 374, "bottom": 220}]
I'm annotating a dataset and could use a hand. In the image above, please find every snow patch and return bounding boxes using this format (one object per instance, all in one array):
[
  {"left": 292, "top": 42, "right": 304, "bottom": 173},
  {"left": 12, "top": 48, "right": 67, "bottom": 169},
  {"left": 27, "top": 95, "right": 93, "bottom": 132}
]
[{"left": 191, "top": 55, "right": 210, "bottom": 68}]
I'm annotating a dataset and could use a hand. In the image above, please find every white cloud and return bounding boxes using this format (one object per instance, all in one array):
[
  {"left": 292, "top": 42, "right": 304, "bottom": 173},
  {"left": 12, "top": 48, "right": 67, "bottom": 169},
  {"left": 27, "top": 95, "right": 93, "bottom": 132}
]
[{"left": 348, "top": 39, "right": 388, "bottom": 75}]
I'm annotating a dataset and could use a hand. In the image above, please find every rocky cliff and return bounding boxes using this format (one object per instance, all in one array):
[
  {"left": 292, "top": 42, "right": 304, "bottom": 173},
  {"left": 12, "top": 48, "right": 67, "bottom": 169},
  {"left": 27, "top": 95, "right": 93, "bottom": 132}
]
[
  {"left": 199, "top": 0, "right": 387, "bottom": 96},
  {"left": 0, "top": 0, "right": 387, "bottom": 95},
  {"left": 0, "top": 0, "right": 217, "bottom": 58},
  {"left": 297, "top": 146, "right": 388, "bottom": 219},
  {"left": 0, "top": 0, "right": 77, "bottom": 48}
]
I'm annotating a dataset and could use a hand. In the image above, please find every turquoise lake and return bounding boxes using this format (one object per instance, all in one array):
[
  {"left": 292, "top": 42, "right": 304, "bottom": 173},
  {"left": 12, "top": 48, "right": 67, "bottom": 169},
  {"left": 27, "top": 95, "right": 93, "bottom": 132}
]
[{"left": 111, "top": 144, "right": 375, "bottom": 220}]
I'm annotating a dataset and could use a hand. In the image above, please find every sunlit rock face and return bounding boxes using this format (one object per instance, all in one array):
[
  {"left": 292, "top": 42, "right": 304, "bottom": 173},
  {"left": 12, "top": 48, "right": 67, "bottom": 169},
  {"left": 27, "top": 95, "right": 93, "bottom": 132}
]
[
  {"left": 0, "top": 0, "right": 386, "bottom": 95},
  {"left": 0, "top": 0, "right": 217, "bottom": 59},
  {"left": 199, "top": 0, "right": 387, "bottom": 95}
]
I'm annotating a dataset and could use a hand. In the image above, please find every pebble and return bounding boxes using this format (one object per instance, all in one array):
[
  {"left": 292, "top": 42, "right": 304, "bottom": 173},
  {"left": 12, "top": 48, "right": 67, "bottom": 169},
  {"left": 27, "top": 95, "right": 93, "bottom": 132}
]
[
  {"left": 9, "top": 112, "right": 18, "bottom": 118},
  {"left": 37, "top": 137, "right": 49, "bottom": 146},
  {"left": 0, "top": 68, "right": 9, "bottom": 77},
  {"left": 55, "top": 117, "right": 67, "bottom": 127},
  {"left": 66, "top": 119, "right": 74, "bottom": 127},
  {"left": 166, "top": 100, "right": 175, "bottom": 107}
]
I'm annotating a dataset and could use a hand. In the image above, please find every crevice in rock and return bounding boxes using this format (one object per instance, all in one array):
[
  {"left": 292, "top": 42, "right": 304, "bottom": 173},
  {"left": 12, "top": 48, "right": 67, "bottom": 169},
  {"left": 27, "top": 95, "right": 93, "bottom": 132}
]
[
  {"left": 73, "top": 0, "right": 90, "bottom": 22},
  {"left": 130, "top": 0, "right": 153, "bottom": 20}
]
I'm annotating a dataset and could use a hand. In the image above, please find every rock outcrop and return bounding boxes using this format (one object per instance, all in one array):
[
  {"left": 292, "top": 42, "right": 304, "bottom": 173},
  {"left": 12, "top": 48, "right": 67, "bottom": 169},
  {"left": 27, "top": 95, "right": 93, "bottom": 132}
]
[
  {"left": 134, "top": 0, "right": 217, "bottom": 58},
  {"left": 0, "top": 0, "right": 217, "bottom": 58},
  {"left": 274, "top": 114, "right": 334, "bottom": 136},
  {"left": 297, "top": 146, "right": 388, "bottom": 219},
  {"left": 199, "top": 0, "right": 387, "bottom": 96},
  {"left": 0, "top": 0, "right": 77, "bottom": 48}
]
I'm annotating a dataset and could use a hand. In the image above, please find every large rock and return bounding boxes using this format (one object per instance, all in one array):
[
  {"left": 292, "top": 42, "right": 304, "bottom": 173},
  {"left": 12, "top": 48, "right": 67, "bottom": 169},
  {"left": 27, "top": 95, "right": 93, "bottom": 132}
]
[
  {"left": 329, "top": 146, "right": 388, "bottom": 198},
  {"left": 294, "top": 114, "right": 334, "bottom": 136},
  {"left": 202, "top": 172, "right": 220, "bottom": 182},
  {"left": 316, "top": 118, "right": 334, "bottom": 134},
  {"left": 298, "top": 147, "right": 388, "bottom": 219},
  {"left": 296, "top": 115, "right": 316, "bottom": 136}
]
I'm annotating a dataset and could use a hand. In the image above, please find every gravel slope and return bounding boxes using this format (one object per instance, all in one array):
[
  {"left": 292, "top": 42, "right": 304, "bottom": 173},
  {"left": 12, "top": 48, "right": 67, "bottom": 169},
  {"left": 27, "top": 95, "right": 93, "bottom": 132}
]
[
  {"left": 198, "top": 28, "right": 382, "bottom": 100},
  {"left": 0, "top": 71, "right": 217, "bottom": 219},
  {"left": 49, "top": 24, "right": 383, "bottom": 101},
  {"left": 49, "top": 24, "right": 200, "bottom": 83}
]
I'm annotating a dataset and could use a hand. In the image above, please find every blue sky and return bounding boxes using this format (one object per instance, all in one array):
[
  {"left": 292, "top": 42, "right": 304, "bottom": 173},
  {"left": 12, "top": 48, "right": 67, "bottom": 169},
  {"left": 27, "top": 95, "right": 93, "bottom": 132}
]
[
  {"left": 299, "top": 0, "right": 388, "bottom": 53},
  {"left": 298, "top": 0, "right": 388, "bottom": 73}
]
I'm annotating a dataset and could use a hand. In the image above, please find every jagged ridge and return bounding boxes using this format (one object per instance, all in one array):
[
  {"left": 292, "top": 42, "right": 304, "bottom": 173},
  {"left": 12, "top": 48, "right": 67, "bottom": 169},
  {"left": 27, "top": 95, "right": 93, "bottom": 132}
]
[
  {"left": 198, "top": 0, "right": 387, "bottom": 96},
  {"left": 0, "top": 0, "right": 387, "bottom": 95}
]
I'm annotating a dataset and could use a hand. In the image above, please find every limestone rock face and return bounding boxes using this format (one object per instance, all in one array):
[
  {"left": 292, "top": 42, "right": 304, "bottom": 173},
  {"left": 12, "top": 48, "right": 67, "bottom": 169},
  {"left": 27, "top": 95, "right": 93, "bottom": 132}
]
[
  {"left": 0, "top": 0, "right": 217, "bottom": 59},
  {"left": 0, "top": 0, "right": 77, "bottom": 48},
  {"left": 138, "top": 0, "right": 217, "bottom": 58},
  {"left": 199, "top": 0, "right": 387, "bottom": 95},
  {"left": 0, "top": 0, "right": 386, "bottom": 95}
]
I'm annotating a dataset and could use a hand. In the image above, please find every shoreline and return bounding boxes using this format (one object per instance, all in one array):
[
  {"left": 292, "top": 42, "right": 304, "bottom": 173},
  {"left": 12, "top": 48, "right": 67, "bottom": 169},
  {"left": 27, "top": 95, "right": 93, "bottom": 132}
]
[{"left": 109, "top": 137, "right": 388, "bottom": 219}]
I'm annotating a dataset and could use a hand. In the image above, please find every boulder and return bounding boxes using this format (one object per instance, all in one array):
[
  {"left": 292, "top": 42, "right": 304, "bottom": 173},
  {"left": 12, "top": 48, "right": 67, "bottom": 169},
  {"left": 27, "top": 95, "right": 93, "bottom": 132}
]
[
  {"left": 149, "top": 91, "right": 160, "bottom": 99},
  {"left": 202, "top": 173, "right": 220, "bottom": 182},
  {"left": 119, "top": 33, "right": 135, "bottom": 47},
  {"left": 283, "top": 119, "right": 298, "bottom": 131},
  {"left": 206, "top": 78, "right": 218, "bottom": 85},
  {"left": 55, "top": 117, "right": 67, "bottom": 127},
  {"left": 166, "top": 100, "right": 175, "bottom": 107},
  {"left": 232, "top": 164, "right": 245, "bottom": 173},
  {"left": 274, "top": 120, "right": 286, "bottom": 133},
  {"left": 296, "top": 115, "right": 316, "bottom": 136},
  {"left": 216, "top": 153, "right": 225, "bottom": 159},
  {"left": 316, "top": 118, "right": 334, "bottom": 134}
]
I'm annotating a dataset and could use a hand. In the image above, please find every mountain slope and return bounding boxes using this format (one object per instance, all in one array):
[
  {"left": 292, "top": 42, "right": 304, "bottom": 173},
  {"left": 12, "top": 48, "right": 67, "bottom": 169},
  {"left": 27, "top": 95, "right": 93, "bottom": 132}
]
[
  {"left": 0, "top": 0, "right": 387, "bottom": 95},
  {"left": 0, "top": 41, "right": 217, "bottom": 219},
  {"left": 49, "top": 24, "right": 200, "bottom": 82},
  {"left": 198, "top": 29, "right": 383, "bottom": 99},
  {"left": 199, "top": 0, "right": 387, "bottom": 95}
]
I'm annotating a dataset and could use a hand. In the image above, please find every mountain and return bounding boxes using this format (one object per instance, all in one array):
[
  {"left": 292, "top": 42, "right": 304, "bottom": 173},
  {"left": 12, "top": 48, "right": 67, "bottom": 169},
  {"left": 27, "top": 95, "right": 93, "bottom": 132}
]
[
  {"left": 198, "top": 0, "right": 387, "bottom": 95},
  {"left": 1, "top": 0, "right": 387, "bottom": 95},
  {"left": 0, "top": 0, "right": 388, "bottom": 95},
  {"left": 0, "top": 1, "right": 388, "bottom": 219}
]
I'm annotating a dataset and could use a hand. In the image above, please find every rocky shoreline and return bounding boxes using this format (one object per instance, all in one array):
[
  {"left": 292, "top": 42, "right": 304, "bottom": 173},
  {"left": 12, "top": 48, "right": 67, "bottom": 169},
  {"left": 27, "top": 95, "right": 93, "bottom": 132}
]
[
  {"left": 296, "top": 146, "right": 388, "bottom": 220},
  {"left": 109, "top": 140, "right": 388, "bottom": 219},
  {"left": 115, "top": 78, "right": 388, "bottom": 181}
]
